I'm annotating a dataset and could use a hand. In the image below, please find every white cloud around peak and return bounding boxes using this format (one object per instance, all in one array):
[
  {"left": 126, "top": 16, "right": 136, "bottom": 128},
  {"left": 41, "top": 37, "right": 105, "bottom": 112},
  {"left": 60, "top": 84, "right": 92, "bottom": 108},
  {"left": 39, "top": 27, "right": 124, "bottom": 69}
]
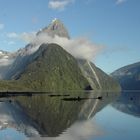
[
  {"left": 21, "top": 32, "right": 104, "bottom": 60},
  {"left": 48, "top": 0, "right": 74, "bottom": 10},
  {"left": 7, "top": 32, "right": 36, "bottom": 42},
  {"left": 6, "top": 30, "right": 104, "bottom": 60}
]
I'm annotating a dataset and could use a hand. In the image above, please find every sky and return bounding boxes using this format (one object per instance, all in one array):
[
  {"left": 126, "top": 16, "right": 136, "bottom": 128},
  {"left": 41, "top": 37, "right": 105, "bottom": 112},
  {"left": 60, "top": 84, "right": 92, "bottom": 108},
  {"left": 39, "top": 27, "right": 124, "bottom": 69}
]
[{"left": 0, "top": 0, "right": 139, "bottom": 73}]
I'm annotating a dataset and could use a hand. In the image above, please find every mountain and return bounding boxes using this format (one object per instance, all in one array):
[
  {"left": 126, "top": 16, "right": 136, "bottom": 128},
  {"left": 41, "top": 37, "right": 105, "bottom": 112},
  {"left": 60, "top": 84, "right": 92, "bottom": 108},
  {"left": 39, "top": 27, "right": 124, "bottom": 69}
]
[
  {"left": 0, "top": 43, "right": 91, "bottom": 91},
  {"left": 4, "top": 19, "right": 69, "bottom": 80},
  {"left": 36, "top": 18, "right": 70, "bottom": 39},
  {"left": 111, "top": 62, "right": 140, "bottom": 90},
  {"left": 17, "top": 43, "right": 91, "bottom": 91},
  {"left": 0, "top": 19, "right": 120, "bottom": 91},
  {"left": 78, "top": 59, "right": 120, "bottom": 90},
  {"left": 0, "top": 43, "right": 120, "bottom": 91},
  {"left": 4, "top": 43, "right": 40, "bottom": 80}
]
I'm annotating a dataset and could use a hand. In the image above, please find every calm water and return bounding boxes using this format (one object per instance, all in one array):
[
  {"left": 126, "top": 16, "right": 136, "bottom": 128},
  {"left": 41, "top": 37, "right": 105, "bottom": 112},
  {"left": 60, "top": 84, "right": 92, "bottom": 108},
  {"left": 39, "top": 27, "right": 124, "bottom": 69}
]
[{"left": 0, "top": 91, "right": 140, "bottom": 140}]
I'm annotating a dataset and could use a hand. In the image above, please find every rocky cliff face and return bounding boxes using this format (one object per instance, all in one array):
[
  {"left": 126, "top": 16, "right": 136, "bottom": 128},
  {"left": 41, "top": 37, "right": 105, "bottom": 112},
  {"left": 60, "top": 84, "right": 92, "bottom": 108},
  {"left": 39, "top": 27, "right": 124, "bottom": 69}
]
[{"left": 37, "top": 18, "right": 70, "bottom": 39}]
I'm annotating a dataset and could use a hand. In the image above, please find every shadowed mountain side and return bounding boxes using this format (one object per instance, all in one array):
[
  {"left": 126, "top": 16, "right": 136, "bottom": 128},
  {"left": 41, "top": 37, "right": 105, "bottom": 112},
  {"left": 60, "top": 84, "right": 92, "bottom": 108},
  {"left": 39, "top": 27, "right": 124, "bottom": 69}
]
[
  {"left": 4, "top": 43, "right": 38, "bottom": 80},
  {"left": 111, "top": 62, "right": 140, "bottom": 90}
]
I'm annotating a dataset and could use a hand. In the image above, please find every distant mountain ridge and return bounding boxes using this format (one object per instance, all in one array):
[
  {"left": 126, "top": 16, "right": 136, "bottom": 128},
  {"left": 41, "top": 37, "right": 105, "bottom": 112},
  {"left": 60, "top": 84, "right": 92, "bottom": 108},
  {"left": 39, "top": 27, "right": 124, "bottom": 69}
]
[{"left": 111, "top": 62, "right": 140, "bottom": 90}]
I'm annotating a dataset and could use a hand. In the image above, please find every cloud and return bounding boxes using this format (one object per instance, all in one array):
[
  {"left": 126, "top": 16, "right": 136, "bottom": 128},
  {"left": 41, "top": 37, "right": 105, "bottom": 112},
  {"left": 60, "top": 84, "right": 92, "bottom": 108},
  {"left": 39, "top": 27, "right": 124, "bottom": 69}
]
[
  {"left": 0, "top": 23, "right": 4, "bottom": 30},
  {"left": 29, "top": 120, "right": 104, "bottom": 140},
  {"left": 0, "top": 57, "right": 14, "bottom": 66},
  {"left": 19, "top": 32, "right": 36, "bottom": 42},
  {"left": 7, "top": 32, "right": 18, "bottom": 38},
  {"left": 20, "top": 32, "right": 104, "bottom": 60},
  {"left": 0, "top": 51, "right": 14, "bottom": 67},
  {"left": 7, "top": 32, "right": 36, "bottom": 42},
  {"left": 58, "top": 120, "right": 103, "bottom": 140},
  {"left": 6, "top": 31, "right": 104, "bottom": 60},
  {"left": 116, "top": 0, "right": 127, "bottom": 5},
  {"left": 48, "top": 0, "right": 74, "bottom": 10}
]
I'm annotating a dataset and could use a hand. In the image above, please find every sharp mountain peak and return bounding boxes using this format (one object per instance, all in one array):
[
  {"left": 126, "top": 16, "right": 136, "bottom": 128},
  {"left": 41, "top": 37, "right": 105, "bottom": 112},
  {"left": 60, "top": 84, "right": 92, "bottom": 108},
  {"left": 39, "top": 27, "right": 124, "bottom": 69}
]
[{"left": 37, "top": 18, "right": 70, "bottom": 39}]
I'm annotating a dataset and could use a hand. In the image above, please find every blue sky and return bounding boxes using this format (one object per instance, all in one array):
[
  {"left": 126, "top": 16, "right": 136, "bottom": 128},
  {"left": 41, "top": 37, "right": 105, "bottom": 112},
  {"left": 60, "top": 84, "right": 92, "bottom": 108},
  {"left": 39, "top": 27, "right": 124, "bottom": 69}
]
[{"left": 0, "top": 0, "right": 139, "bottom": 73}]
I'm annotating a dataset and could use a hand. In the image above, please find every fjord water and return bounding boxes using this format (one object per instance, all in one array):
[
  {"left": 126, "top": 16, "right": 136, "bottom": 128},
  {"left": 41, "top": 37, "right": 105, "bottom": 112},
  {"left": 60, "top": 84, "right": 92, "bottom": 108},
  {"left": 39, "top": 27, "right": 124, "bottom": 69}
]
[{"left": 0, "top": 91, "right": 140, "bottom": 140}]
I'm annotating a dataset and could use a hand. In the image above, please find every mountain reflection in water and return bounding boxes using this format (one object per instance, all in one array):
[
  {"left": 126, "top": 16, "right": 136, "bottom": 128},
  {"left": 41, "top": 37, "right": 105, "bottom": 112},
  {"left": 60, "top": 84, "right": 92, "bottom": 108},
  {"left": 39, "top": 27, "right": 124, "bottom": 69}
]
[
  {"left": 0, "top": 91, "right": 119, "bottom": 139},
  {"left": 112, "top": 91, "right": 140, "bottom": 117}
]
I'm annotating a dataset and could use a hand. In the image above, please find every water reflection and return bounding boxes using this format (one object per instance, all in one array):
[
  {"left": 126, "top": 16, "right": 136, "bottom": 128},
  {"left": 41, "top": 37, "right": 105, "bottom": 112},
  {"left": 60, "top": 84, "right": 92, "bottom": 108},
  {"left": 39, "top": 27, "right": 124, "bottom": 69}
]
[
  {"left": 112, "top": 91, "right": 140, "bottom": 117},
  {"left": 0, "top": 101, "right": 38, "bottom": 137},
  {"left": 0, "top": 91, "right": 119, "bottom": 139}
]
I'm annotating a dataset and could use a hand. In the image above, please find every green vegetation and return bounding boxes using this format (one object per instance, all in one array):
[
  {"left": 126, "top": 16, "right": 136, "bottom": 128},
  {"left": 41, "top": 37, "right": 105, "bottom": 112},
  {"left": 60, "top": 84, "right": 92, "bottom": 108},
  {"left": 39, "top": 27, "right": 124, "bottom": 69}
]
[
  {"left": 0, "top": 44, "right": 91, "bottom": 91},
  {"left": 18, "top": 43, "right": 91, "bottom": 91},
  {"left": 0, "top": 43, "right": 120, "bottom": 91},
  {"left": 0, "top": 80, "right": 29, "bottom": 91}
]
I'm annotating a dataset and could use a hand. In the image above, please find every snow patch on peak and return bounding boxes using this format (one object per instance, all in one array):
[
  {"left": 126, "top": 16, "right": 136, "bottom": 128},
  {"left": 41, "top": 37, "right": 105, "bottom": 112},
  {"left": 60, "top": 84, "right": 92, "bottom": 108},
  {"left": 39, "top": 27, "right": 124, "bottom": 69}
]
[{"left": 52, "top": 18, "right": 58, "bottom": 23}]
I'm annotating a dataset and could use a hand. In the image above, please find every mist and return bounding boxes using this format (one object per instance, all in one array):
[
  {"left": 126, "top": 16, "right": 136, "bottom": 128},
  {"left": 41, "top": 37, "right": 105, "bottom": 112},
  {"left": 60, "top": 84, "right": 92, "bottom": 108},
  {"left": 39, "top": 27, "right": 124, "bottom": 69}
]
[{"left": 21, "top": 33, "right": 104, "bottom": 60}]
